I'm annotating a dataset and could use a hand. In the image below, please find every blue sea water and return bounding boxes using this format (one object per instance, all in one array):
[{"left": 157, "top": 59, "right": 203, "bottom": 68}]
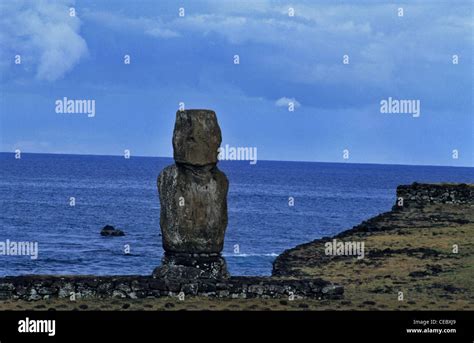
[{"left": 0, "top": 153, "right": 472, "bottom": 277}]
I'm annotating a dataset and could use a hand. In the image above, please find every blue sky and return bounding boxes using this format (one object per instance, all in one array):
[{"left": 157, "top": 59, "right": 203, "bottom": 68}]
[{"left": 0, "top": 0, "right": 472, "bottom": 166}]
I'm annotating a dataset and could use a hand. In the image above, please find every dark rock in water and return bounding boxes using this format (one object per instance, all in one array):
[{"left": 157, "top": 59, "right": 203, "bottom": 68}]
[
  {"left": 158, "top": 164, "right": 228, "bottom": 253},
  {"left": 172, "top": 109, "right": 222, "bottom": 166},
  {"left": 100, "top": 225, "right": 125, "bottom": 237},
  {"left": 157, "top": 109, "right": 229, "bottom": 279}
]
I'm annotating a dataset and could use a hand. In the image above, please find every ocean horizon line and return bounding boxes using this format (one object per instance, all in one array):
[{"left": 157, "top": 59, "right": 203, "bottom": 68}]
[{"left": 0, "top": 151, "right": 472, "bottom": 169}]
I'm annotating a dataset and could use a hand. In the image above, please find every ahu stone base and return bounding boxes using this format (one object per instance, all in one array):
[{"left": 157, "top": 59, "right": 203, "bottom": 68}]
[
  {"left": 0, "top": 275, "right": 343, "bottom": 301},
  {"left": 152, "top": 253, "right": 230, "bottom": 280}
]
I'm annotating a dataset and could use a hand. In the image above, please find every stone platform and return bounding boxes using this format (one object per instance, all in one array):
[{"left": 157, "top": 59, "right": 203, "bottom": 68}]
[{"left": 0, "top": 275, "right": 343, "bottom": 301}]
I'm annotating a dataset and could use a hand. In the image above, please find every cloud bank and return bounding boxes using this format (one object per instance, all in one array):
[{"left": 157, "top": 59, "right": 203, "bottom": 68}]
[{"left": 0, "top": 0, "right": 88, "bottom": 81}]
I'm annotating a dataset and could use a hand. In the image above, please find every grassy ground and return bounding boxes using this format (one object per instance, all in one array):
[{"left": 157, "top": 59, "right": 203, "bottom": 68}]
[
  {"left": 272, "top": 203, "right": 474, "bottom": 310},
  {"left": 291, "top": 224, "right": 474, "bottom": 310}
]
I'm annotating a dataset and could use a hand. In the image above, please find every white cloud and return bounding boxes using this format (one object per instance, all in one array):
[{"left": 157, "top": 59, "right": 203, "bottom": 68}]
[
  {"left": 83, "top": 11, "right": 180, "bottom": 39},
  {"left": 275, "top": 97, "right": 301, "bottom": 108},
  {"left": 0, "top": 0, "right": 88, "bottom": 81}
]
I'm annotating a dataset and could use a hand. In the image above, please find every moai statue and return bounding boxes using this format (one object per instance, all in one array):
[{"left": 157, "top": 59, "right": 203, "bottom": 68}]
[{"left": 153, "top": 110, "right": 229, "bottom": 279}]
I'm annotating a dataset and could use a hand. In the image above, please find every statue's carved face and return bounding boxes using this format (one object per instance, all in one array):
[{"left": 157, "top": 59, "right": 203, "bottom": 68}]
[{"left": 173, "top": 110, "right": 222, "bottom": 166}]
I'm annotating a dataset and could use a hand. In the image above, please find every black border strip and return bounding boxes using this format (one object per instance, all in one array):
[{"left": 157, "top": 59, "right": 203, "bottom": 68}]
[{"left": 0, "top": 310, "right": 472, "bottom": 342}]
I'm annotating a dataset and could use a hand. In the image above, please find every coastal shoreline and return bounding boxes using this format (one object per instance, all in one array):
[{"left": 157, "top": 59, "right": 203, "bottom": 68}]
[
  {"left": 272, "top": 183, "right": 474, "bottom": 310},
  {"left": 1, "top": 183, "right": 472, "bottom": 311}
]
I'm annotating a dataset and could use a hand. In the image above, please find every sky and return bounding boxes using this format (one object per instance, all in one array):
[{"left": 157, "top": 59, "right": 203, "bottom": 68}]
[{"left": 0, "top": 0, "right": 472, "bottom": 166}]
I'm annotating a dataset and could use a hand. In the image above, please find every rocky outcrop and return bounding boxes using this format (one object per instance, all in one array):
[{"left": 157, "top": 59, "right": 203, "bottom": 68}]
[
  {"left": 156, "top": 109, "right": 229, "bottom": 279},
  {"left": 0, "top": 275, "right": 343, "bottom": 300},
  {"left": 100, "top": 225, "right": 125, "bottom": 237}
]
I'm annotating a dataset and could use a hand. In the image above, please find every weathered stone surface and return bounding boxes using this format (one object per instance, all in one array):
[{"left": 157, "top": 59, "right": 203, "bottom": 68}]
[
  {"left": 158, "top": 164, "right": 229, "bottom": 253},
  {"left": 157, "top": 109, "right": 230, "bottom": 279},
  {"left": 0, "top": 275, "right": 343, "bottom": 300},
  {"left": 394, "top": 183, "right": 474, "bottom": 209},
  {"left": 152, "top": 253, "right": 229, "bottom": 280},
  {"left": 172, "top": 110, "right": 222, "bottom": 166}
]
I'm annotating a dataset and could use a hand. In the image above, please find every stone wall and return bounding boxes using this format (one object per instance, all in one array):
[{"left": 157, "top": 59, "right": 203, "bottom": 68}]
[
  {"left": 395, "top": 183, "right": 474, "bottom": 209},
  {"left": 0, "top": 275, "right": 343, "bottom": 301}
]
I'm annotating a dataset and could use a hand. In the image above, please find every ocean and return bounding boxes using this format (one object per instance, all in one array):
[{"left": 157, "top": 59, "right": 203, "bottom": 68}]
[{"left": 0, "top": 153, "right": 472, "bottom": 277}]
